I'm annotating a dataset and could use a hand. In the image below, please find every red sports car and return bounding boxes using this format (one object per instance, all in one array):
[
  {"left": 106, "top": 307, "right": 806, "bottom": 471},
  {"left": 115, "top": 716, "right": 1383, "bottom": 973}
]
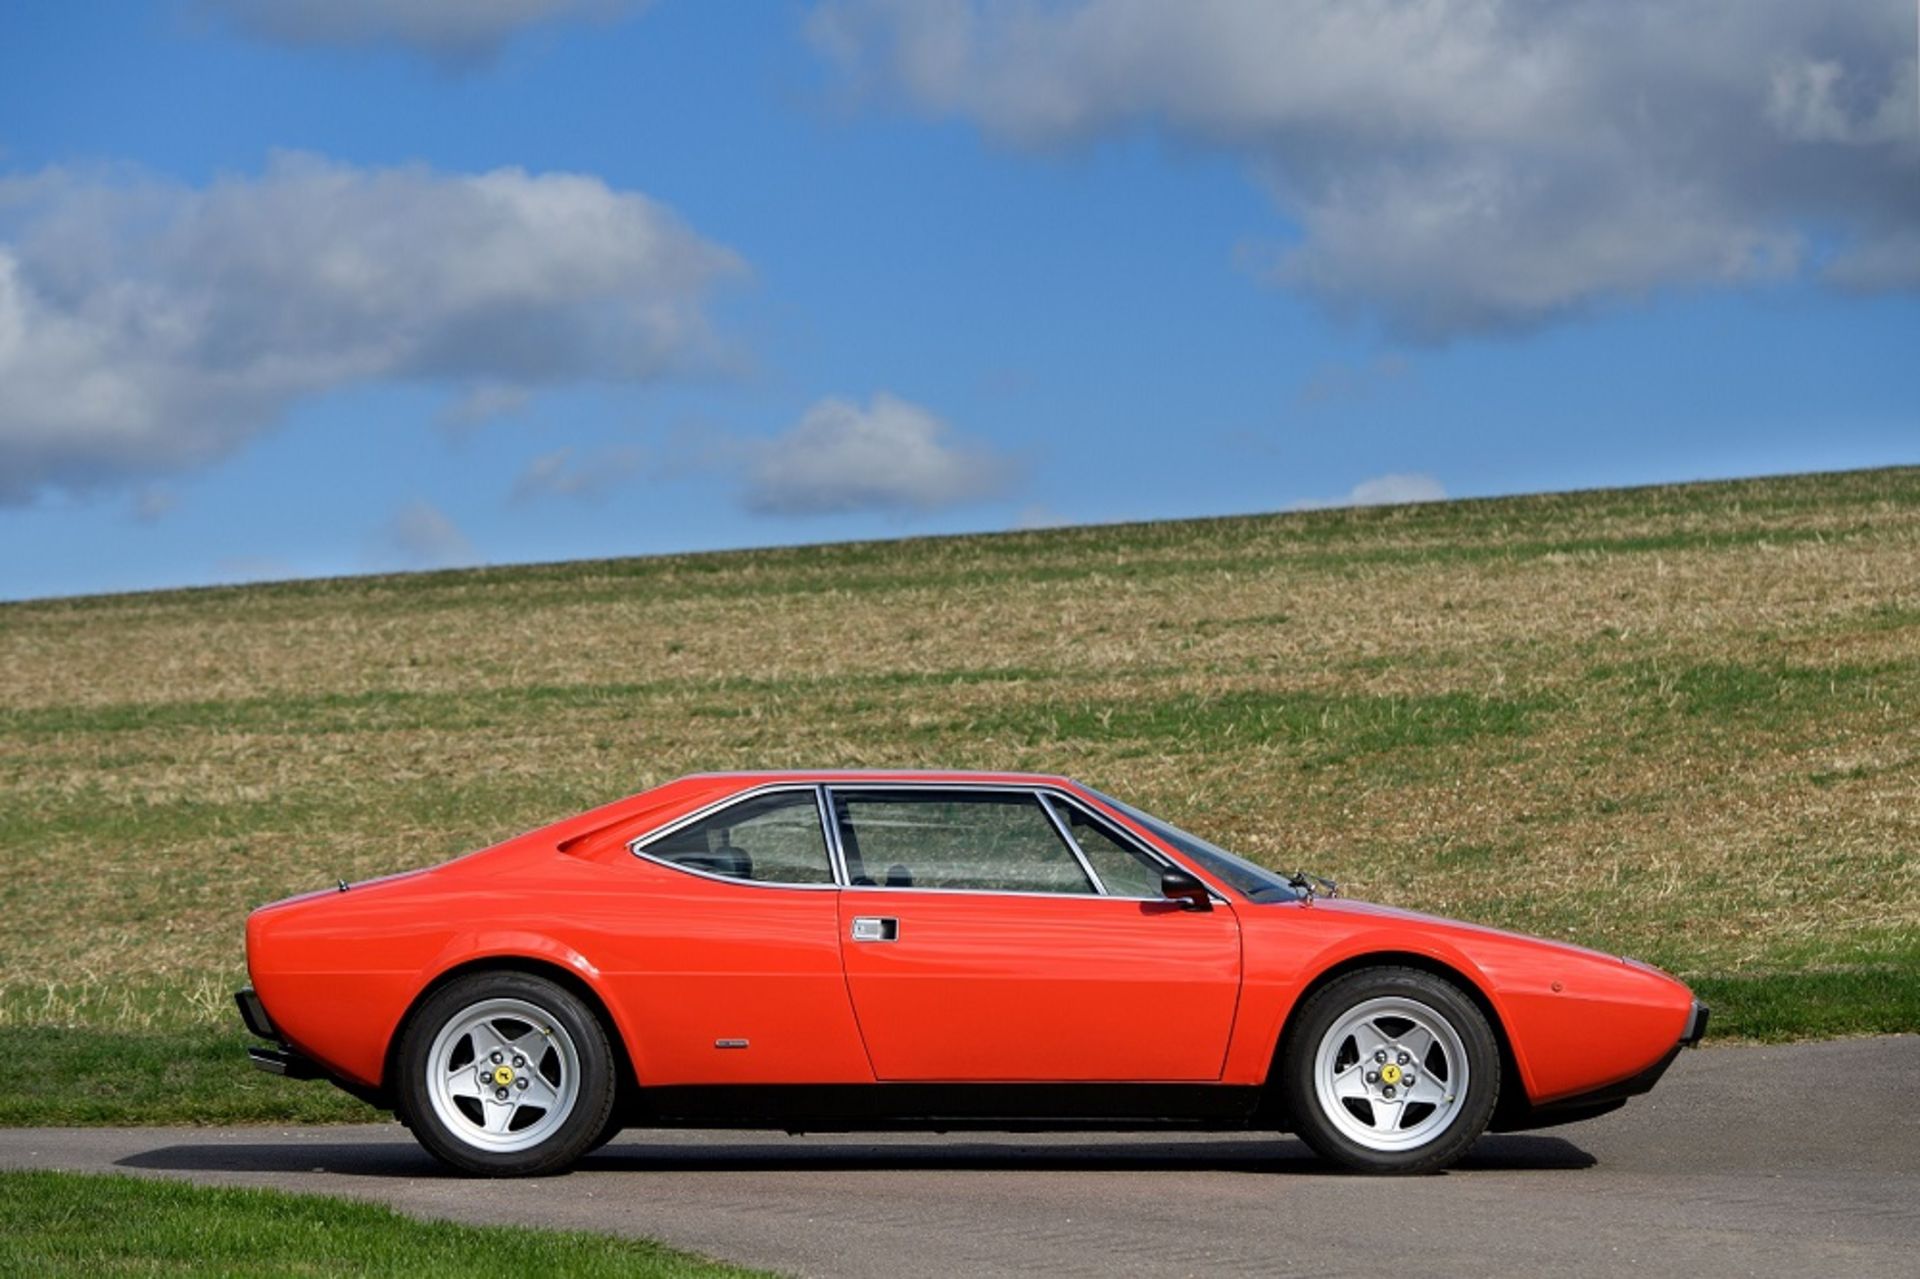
[{"left": 237, "top": 771, "right": 1707, "bottom": 1175}]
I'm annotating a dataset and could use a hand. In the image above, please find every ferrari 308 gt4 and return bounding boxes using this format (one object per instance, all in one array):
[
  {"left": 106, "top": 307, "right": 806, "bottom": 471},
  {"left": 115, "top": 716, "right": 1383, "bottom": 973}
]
[{"left": 236, "top": 771, "right": 1707, "bottom": 1175}]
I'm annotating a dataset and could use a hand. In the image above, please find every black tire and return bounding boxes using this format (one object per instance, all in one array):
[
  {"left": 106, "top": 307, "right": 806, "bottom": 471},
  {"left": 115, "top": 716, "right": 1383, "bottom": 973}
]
[
  {"left": 395, "top": 971, "right": 617, "bottom": 1177},
  {"left": 585, "top": 1112, "right": 624, "bottom": 1155},
  {"left": 1280, "top": 966, "right": 1499, "bottom": 1174}
]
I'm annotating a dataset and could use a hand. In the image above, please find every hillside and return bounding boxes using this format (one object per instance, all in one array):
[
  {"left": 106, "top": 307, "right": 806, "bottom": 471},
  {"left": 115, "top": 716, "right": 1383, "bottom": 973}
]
[{"left": 2, "top": 466, "right": 1916, "bottom": 1122}]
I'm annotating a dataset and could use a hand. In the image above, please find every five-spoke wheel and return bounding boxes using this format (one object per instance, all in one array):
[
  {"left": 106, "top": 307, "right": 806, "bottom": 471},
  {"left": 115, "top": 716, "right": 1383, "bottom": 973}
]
[
  {"left": 397, "top": 972, "right": 615, "bottom": 1176},
  {"left": 1282, "top": 967, "right": 1499, "bottom": 1173}
]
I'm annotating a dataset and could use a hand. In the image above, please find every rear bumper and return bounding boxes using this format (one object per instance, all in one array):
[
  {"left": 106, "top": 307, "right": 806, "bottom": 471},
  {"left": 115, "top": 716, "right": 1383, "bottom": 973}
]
[
  {"left": 234, "top": 988, "right": 276, "bottom": 1039},
  {"left": 246, "top": 1044, "right": 326, "bottom": 1080},
  {"left": 235, "top": 986, "right": 389, "bottom": 1107},
  {"left": 235, "top": 987, "right": 324, "bottom": 1080},
  {"left": 1493, "top": 999, "right": 1709, "bottom": 1132}
]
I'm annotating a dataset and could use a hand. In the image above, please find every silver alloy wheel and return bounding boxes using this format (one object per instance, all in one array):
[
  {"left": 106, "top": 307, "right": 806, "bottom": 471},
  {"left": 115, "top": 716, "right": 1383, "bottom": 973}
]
[
  {"left": 1312, "top": 995, "right": 1470, "bottom": 1152},
  {"left": 425, "top": 996, "right": 581, "bottom": 1154}
]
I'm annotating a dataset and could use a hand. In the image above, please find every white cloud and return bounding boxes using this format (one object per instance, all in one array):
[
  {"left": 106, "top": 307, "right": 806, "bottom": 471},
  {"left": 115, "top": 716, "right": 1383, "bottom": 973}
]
[
  {"left": 1013, "top": 502, "right": 1066, "bottom": 530},
  {"left": 202, "top": 0, "right": 648, "bottom": 65},
  {"left": 511, "top": 445, "right": 647, "bottom": 502},
  {"left": 1296, "top": 352, "right": 1409, "bottom": 407},
  {"left": 1347, "top": 472, "right": 1445, "bottom": 507},
  {"left": 811, "top": 0, "right": 1920, "bottom": 339},
  {"left": 0, "top": 152, "right": 742, "bottom": 503},
  {"left": 436, "top": 383, "right": 533, "bottom": 432},
  {"left": 381, "top": 499, "right": 474, "bottom": 567},
  {"left": 1826, "top": 229, "right": 1920, "bottom": 293},
  {"left": 742, "top": 391, "right": 1016, "bottom": 516},
  {"left": 131, "top": 486, "right": 177, "bottom": 523},
  {"left": 1292, "top": 472, "right": 1446, "bottom": 511}
]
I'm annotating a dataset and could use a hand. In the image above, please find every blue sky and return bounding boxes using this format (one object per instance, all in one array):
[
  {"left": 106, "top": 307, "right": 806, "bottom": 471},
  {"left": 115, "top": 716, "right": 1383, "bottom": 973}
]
[{"left": 1, "top": 1, "right": 1915, "bottom": 600}]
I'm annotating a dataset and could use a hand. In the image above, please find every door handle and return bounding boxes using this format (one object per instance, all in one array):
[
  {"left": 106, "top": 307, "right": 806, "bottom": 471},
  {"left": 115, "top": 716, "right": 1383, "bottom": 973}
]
[{"left": 850, "top": 916, "right": 899, "bottom": 942}]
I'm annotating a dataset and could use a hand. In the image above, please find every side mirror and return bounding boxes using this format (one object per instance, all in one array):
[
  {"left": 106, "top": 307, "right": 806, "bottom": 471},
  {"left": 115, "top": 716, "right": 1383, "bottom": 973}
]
[{"left": 1160, "top": 867, "right": 1212, "bottom": 912}]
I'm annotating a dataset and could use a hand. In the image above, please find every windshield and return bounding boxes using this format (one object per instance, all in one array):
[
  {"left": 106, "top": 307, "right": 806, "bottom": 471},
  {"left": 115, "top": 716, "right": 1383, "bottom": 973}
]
[{"left": 1087, "top": 789, "right": 1303, "bottom": 903}]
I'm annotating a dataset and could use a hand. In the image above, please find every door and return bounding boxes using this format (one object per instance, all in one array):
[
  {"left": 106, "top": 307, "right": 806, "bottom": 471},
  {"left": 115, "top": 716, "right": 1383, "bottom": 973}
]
[
  {"left": 601, "top": 787, "right": 873, "bottom": 1085},
  {"left": 830, "top": 787, "right": 1242, "bottom": 1081}
]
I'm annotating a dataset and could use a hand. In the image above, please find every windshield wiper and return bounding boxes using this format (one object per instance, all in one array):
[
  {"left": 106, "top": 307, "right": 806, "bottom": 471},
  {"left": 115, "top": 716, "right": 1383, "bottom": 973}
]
[{"left": 1286, "top": 871, "right": 1339, "bottom": 899}]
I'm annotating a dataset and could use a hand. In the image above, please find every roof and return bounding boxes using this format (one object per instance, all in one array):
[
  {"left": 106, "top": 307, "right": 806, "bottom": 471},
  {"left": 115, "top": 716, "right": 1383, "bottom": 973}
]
[{"left": 679, "top": 768, "right": 1077, "bottom": 787}]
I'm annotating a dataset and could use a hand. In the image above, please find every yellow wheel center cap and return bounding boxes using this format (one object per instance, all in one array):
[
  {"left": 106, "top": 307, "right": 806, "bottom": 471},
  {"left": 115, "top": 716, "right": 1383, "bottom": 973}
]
[
  {"left": 1379, "top": 1063, "right": 1402, "bottom": 1086},
  {"left": 492, "top": 1066, "right": 515, "bottom": 1087}
]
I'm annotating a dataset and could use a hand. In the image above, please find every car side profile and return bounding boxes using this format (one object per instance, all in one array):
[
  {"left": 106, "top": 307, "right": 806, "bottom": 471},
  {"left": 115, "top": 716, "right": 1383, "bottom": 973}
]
[{"left": 237, "top": 771, "right": 1707, "bottom": 1176}]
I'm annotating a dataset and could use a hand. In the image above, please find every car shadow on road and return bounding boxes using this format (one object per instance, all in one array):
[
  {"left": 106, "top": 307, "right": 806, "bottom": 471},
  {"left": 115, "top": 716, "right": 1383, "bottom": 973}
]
[
  {"left": 583, "top": 1134, "right": 1596, "bottom": 1175},
  {"left": 116, "top": 1133, "right": 1593, "bottom": 1179},
  {"left": 118, "top": 1142, "right": 442, "bottom": 1179}
]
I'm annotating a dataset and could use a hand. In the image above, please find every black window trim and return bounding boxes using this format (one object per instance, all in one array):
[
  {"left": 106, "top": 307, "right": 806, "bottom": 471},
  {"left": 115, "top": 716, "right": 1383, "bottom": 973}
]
[
  {"left": 1039, "top": 790, "right": 1217, "bottom": 903},
  {"left": 823, "top": 782, "right": 1113, "bottom": 900},
  {"left": 627, "top": 779, "right": 1228, "bottom": 905},
  {"left": 1080, "top": 788, "right": 1298, "bottom": 904},
  {"left": 628, "top": 783, "right": 841, "bottom": 891}
]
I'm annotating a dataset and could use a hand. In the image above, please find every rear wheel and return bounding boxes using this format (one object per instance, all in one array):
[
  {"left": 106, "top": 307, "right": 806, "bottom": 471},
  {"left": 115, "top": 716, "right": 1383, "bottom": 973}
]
[
  {"left": 1281, "top": 967, "right": 1499, "bottom": 1174},
  {"left": 585, "top": 1112, "right": 624, "bottom": 1155},
  {"left": 396, "top": 972, "right": 616, "bottom": 1176}
]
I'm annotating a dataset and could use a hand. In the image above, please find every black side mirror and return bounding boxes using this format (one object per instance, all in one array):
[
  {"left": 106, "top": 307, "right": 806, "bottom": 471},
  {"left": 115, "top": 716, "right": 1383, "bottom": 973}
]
[{"left": 1161, "top": 867, "right": 1212, "bottom": 911}]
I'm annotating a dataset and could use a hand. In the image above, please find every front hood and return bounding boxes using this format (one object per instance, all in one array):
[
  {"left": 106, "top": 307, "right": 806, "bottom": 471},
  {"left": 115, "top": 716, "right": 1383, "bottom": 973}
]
[{"left": 1301, "top": 895, "right": 1636, "bottom": 969}]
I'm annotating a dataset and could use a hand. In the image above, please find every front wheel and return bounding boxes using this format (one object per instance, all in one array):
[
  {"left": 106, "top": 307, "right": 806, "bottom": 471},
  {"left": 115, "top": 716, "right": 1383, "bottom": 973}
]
[
  {"left": 1280, "top": 967, "right": 1499, "bottom": 1174},
  {"left": 396, "top": 972, "right": 616, "bottom": 1176}
]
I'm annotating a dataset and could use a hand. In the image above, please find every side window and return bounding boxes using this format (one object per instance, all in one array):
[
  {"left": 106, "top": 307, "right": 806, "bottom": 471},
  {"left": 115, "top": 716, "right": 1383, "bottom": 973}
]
[
  {"left": 832, "top": 790, "right": 1096, "bottom": 895},
  {"left": 640, "top": 791, "right": 833, "bottom": 885},
  {"left": 1050, "top": 798, "right": 1166, "bottom": 898}
]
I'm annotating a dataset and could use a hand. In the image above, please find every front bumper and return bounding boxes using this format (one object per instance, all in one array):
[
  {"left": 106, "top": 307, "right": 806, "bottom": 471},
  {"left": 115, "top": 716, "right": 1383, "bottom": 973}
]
[
  {"left": 1492, "top": 998, "right": 1709, "bottom": 1132},
  {"left": 1680, "top": 999, "right": 1711, "bottom": 1048}
]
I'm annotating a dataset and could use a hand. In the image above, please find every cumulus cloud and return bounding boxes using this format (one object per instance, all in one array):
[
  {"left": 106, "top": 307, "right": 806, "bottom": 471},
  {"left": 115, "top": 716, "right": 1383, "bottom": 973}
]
[
  {"left": 810, "top": 0, "right": 1920, "bottom": 339},
  {"left": 0, "top": 152, "right": 742, "bottom": 503},
  {"left": 511, "top": 445, "right": 647, "bottom": 502},
  {"left": 742, "top": 392, "right": 1016, "bottom": 516},
  {"left": 1292, "top": 472, "right": 1446, "bottom": 510},
  {"left": 381, "top": 499, "right": 474, "bottom": 567},
  {"left": 203, "top": 0, "right": 647, "bottom": 65}
]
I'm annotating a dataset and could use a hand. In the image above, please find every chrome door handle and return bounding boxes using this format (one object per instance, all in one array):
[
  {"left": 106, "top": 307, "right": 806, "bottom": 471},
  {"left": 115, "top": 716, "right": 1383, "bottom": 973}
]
[{"left": 851, "top": 917, "right": 899, "bottom": 942}]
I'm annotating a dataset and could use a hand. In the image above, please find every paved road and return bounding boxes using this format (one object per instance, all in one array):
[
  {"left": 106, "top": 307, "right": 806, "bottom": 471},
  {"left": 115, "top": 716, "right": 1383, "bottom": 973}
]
[{"left": 4, "top": 1036, "right": 1915, "bottom": 1277}]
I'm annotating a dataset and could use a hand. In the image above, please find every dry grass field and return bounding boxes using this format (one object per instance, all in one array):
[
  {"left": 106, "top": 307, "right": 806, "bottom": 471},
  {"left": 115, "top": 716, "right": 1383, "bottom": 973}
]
[{"left": 2, "top": 466, "right": 1916, "bottom": 1121}]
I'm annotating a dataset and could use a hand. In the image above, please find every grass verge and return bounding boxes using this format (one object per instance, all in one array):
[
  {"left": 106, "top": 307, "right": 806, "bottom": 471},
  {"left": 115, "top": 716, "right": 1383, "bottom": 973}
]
[
  {"left": 0, "top": 1170, "right": 769, "bottom": 1278},
  {"left": 1687, "top": 965, "right": 1920, "bottom": 1042},
  {"left": 0, "top": 1028, "right": 376, "bottom": 1126}
]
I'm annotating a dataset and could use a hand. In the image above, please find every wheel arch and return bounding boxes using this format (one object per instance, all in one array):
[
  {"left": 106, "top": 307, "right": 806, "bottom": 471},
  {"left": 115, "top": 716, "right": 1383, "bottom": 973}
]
[
  {"left": 1267, "top": 950, "right": 1528, "bottom": 1130},
  {"left": 383, "top": 954, "right": 641, "bottom": 1111}
]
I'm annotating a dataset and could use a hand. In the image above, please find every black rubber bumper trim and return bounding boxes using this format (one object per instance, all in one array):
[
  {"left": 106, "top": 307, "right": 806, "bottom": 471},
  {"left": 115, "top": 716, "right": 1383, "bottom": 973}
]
[
  {"left": 246, "top": 1045, "right": 326, "bottom": 1080},
  {"left": 1681, "top": 1000, "right": 1711, "bottom": 1048},
  {"left": 234, "top": 988, "right": 275, "bottom": 1040}
]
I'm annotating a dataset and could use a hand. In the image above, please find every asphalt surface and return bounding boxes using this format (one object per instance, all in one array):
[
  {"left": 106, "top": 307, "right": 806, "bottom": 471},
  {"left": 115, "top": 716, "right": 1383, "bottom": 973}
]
[{"left": 3, "top": 1036, "right": 1915, "bottom": 1277}]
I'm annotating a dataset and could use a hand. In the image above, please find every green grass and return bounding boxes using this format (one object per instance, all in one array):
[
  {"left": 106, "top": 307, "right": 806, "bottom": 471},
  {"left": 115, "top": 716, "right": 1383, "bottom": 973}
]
[
  {"left": 1689, "top": 967, "right": 1920, "bottom": 1041},
  {"left": 972, "top": 689, "right": 1552, "bottom": 763},
  {"left": 0, "top": 1171, "right": 768, "bottom": 1278},
  {"left": 0, "top": 1028, "right": 376, "bottom": 1126},
  {"left": 2, "top": 465, "right": 1917, "bottom": 1125}
]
